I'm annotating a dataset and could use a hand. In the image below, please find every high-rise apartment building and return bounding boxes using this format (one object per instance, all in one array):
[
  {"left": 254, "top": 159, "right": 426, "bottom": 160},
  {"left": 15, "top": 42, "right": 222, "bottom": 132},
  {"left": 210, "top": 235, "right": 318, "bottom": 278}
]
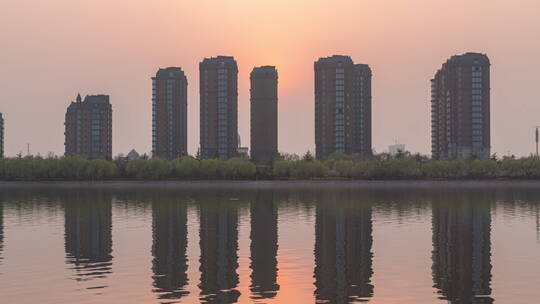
[
  {"left": 152, "top": 67, "right": 188, "bottom": 159},
  {"left": 250, "top": 66, "right": 278, "bottom": 166},
  {"left": 314, "top": 55, "right": 372, "bottom": 159},
  {"left": 431, "top": 53, "right": 491, "bottom": 159},
  {"left": 0, "top": 113, "right": 4, "bottom": 158},
  {"left": 65, "top": 94, "right": 112, "bottom": 160},
  {"left": 199, "top": 56, "right": 238, "bottom": 159}
]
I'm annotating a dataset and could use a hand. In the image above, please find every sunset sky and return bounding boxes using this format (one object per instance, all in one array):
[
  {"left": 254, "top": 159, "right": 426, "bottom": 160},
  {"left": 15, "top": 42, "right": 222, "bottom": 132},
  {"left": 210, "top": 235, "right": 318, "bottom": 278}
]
[{"left": 1, "top": 0, "right": 539, "bottom": 157}]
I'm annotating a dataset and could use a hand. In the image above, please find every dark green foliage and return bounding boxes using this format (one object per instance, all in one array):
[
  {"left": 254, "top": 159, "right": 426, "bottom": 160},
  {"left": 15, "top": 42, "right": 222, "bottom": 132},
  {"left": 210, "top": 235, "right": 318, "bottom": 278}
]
[
  {"left": 221, "top": 158, "right": 256, "bottom": 179},
  {"left": 198, "top": 158, "right": 256, "bottom": 180},
  {"left": 470, "top": 159, "right": 498, "bottom": 178},
  {"left": 272, "top": 158, "right": 326, "bottom": 179},
  {"left": 0, "top": 156, "right": 117, "bottom": 181},
  {"left": 499, "top": 156, "right": 540, "bottom": 178},
  {"left": 422, "top": 159, "right": 468, "bottom": 179},
  {"left": 369, "top": 158, "right": 423, "bottom": 179},
  {"left": 334, "top": 160, "right": 355, "bottom": 177},
  {"left": 4, "top": 154, "right": 540, "bottom": 181},
  {"left": 126, "top": 158, "right": 171, "bottom": 179},
  {"left": 289, "top": 159, "right": 326, "bottom": 179},
  {"left": 172, "top": 156, "right": 200, "bottom": 179},
  {"left": 272, "top": 159, "right": 290, "bottom": 178},
  {"left": 199, "top": 159, "right": 222, "bottom": 179},
  {"left": 302, "top": 151, "right": 315, "bottom": 162}
]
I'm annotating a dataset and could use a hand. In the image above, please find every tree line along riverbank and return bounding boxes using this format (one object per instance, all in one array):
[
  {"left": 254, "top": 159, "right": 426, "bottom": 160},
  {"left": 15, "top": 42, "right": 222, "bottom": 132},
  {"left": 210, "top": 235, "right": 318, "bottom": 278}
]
[{"left": 1, "top": 152, "right": 540, "bottom": 181}]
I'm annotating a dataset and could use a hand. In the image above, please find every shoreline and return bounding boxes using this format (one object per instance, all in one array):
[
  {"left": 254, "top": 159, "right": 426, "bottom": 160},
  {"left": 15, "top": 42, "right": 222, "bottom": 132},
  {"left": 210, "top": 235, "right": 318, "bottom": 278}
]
[{"left": 2, "top": 179, "right": 540, "bottom": 190}]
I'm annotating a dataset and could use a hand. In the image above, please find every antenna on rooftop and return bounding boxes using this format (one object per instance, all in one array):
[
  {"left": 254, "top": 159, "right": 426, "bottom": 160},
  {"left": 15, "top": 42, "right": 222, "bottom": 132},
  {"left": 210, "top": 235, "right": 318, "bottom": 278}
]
[{"left": 534, "top": 126, "right": 539, "bottom": 157}]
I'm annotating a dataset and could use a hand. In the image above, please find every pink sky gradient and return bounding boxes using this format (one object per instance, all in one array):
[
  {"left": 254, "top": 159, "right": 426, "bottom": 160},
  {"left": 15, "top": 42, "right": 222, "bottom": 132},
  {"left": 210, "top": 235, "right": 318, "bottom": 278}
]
[{"left": 1, "top": 0, "right": 539, "bottom": 157}]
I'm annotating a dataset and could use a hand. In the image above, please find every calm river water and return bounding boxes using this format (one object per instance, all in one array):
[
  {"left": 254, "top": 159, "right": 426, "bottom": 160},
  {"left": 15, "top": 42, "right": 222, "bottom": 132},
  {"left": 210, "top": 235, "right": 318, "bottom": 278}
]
[{"left": 0, "top": 182, "right": 539, "bottom": 304}]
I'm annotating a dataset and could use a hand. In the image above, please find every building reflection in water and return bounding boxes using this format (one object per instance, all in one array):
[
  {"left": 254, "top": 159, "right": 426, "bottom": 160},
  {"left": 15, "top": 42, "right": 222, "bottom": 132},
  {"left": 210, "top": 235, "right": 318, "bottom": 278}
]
[
  {"left": 151, "top": 198, "right": 189, "bottom": 302},
  {"left": 250, "top": 191, "right": 279, "bottom": 299},
  {"left": 314, "top": 194, "right": 374, "bottom": 303},
  {"left": 198, "top": 195, "right": 240, "bottom": 303},
  {"left": 0, "top": 202, "right": 3, "bottom": 264},
  {"left": 536, "top": 204, "right": 539, "bottom": 243},
  {"left": 432, "top": 194, "right": 493, "bottom": 304},
  {"left": 64, "top": 194, "right": 113, "bottom": 289}
]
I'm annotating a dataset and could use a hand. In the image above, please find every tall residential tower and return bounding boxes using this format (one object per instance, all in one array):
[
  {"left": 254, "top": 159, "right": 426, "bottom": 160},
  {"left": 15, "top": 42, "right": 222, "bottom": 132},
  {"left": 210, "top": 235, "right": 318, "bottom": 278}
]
[
  {"left": 315, "top": 55, "right": 372, "bottom": 159},
  {"left": 65, "top": 94, "right": 112, "bottom": 160},
  {"left": 152, "top": 67, "right": 188, "bottom": 159},
  {"left": 431, "top": 53, "right": 491, "bottom": 159},
  {"left": 250, "top": 66, "right": 278, "bottom": 166},
  {"left": 199, "top": 56, "right": 238, "bottom": 159}
]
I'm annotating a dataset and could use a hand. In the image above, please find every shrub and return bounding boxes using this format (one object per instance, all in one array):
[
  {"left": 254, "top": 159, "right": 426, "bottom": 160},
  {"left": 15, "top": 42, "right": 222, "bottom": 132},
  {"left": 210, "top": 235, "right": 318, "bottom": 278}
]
[
  {"left": 290, "top": 160, "right": 326, "bottom": 179},
  {"left": 200, "top": 159, "right": 223, "bottom": 179},
  {"left": 173, "top": 157, "right": 200, "bottom": 179},
  {"left": 221, "top": 158, "right": 256, "bottom": 179},
  {"left": 272, "top": 160, "right": 290, "bottom": 178},
  {"left": 470, "top": 159, "right": 498, "bottom": 179}
]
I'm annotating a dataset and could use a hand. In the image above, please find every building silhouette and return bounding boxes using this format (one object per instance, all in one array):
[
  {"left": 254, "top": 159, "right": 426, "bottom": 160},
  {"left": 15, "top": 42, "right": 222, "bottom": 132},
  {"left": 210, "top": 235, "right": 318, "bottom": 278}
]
[
  {"left": 126, "top": 149, "right": 140, "bottom": 160},
  {"left": 431, "top": 53, "right": 491, "bottom": 159},
  {"left": 64, "top": 194, "right": 113, "bottom": 287},
  {"left": 64, "top": 94, "right": 112, "bottom": 160},
  {"left": 250, "top": 66, "right": 278, "bottom": 166},
  {"left": 432, "top": 197, "right": 493, "bottom": 303},
  {"left": 199, "top": 56, "right": 238, "bottom": 160},
  {"left": 152, "top": 67, "right": 188, "bottom": 159},
  {"left": 151, "top": 198, "right": 189, "bottom": 301},
  {"left": 314, "top": 196, "right": 374, "bottom": 303},
  {"left": 198, "top": 198, "right": 240, "bottom": 303},
  {"left": 0, "top": 113, "right": 4, "bottom": 158},
  {"left": 250, "top": 191, "right": 279, "bottom": 299},
  {"left": 315, "top": 55, "right": 372, "bottom": 159}
]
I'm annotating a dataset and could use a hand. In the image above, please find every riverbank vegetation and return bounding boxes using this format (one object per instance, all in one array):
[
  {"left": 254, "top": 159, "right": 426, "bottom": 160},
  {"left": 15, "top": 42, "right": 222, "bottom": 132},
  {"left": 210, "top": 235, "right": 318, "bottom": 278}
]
[{"left": 1, "top": 152, "right": 540, "bottom": 181}]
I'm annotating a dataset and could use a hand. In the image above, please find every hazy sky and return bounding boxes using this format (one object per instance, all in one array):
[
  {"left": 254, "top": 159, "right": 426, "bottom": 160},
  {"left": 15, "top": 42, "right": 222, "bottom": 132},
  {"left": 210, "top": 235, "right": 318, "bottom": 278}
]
[{"left": 1, "top": 0, "right": 539, "bottom": 157}]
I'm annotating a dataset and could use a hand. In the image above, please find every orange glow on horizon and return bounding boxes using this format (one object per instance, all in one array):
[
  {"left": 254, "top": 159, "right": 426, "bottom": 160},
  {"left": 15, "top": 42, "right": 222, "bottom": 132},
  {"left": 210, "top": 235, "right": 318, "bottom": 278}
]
[{"left": 1, "top": 0, "right": 540, "bottom": 156}]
